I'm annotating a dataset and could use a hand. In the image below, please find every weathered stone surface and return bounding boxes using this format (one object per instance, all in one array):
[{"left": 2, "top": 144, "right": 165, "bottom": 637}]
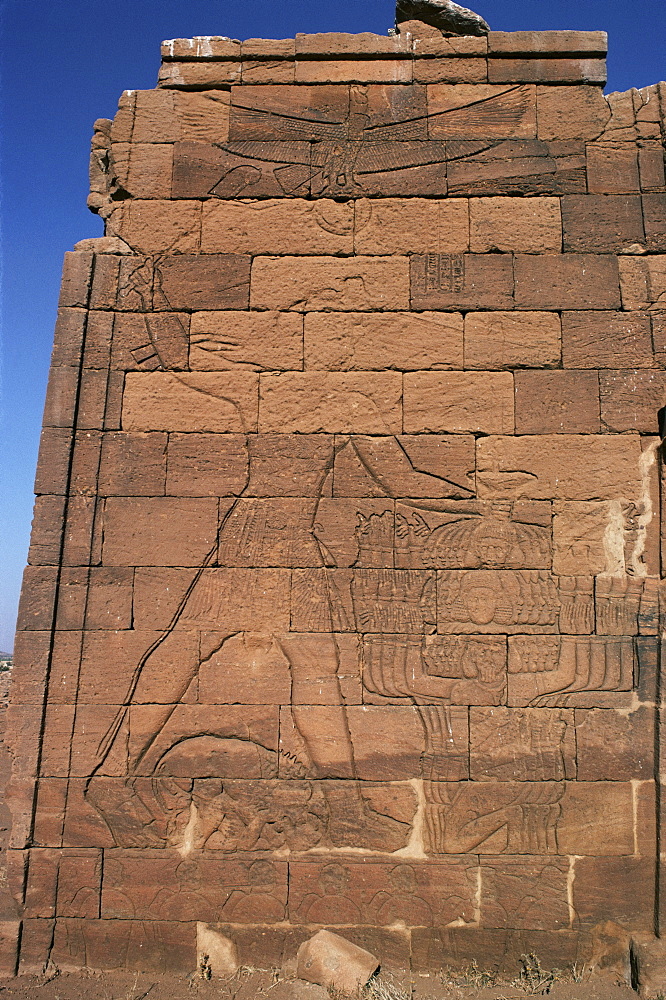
[
  {"left": 102, "top": 497, "right": 218, "bottom": 566},
  {"left": 297, "top": 930, "right": 379, "bottom": 993},
  {"left": 514, "top": 254, "right": 621, "bottom": 309},
  {"left": 304, "top": 311, "right": 463, "bottom": 370},
  {"left": 122, "top": 372, "right": 259, "bottom": 432},
  {"left": 403, "top": 371, "right": 514, "bottom": 432},
  {"left": 536, "top": 85, "right": 610, "bottom": 140},
  {"left": 476, "top": 434, "right": 643, "bottom": 500},
  {"left": 600, "top": 371, "right": 666, "bottom": 432},
  {"left": 514, "top": 370, "right": 600, "bottom": 433},
  {"left": 190, "top": 311, "right": 303, "bottom": 371},
  {"left": 469, "top": 196, "right": 562, "bottom": 252},
  {"left": 259, "top": 372, "right": 403, "bottom": 433},
  {"left": 354, "top": 198, "right": 469, "bottom": 254},
  {"left": 562, "top": 311, "right": 656, "bottom": 368},
  {"left": 154, "top": 254, "right": 251, "bottom": 310},
  {"left": 202, "top": 200, "right": 354, "bottom": 255},
  {"left": 562, "top": 194, "right": 645, "bottom": 252},
  {"left": 251, "top": 256, "right": 410, "bottom": 311},
  {"left": 464, "top": 311, "right": 561, "bottom": 368}
]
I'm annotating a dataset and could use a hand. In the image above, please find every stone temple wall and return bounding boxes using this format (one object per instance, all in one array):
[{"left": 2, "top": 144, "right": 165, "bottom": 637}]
[{"left": 3, "top": 23, "right": 666, "bottom": 978}]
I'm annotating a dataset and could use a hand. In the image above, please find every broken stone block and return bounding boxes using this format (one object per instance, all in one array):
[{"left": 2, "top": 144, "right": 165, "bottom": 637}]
[
  {"left": 631, "top": 933, "right": 666, "bottom": 999},
  {"left": 296, "top": 929, "right": 379, "bottom": 993}
]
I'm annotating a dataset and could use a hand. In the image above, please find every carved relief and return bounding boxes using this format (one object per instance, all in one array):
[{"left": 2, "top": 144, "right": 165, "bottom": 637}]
[
  {"left": 438, "top": 570, "right": 560, "bottom": 633},
  {"left": 423, "top": 781, "right": 565, "bottom": 854}
]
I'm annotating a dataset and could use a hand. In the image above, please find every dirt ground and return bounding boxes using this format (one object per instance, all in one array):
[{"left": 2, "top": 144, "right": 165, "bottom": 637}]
[{"left": 0, "top": 968, "right": 640, "bottom": 1000}]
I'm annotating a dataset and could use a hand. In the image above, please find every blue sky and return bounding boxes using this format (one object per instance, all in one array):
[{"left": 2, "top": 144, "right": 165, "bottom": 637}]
[{"left": 1, "top": 0, "right": 665, "bottom": 651}]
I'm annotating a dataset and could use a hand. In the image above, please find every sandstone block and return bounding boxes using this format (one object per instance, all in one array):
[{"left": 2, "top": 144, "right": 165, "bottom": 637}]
[
  {"left": 427, "top": 84, "right": 536, "bottom": 139},
  {"left": 259, "top": 372, "right": 402, "bottom": 433},
  {"left": 465, "top": 311, "right": 560, "bottom": 368},
  {"left": 639, "top": 145, "right": 666, "bottom": 192},
  {"left": 230, "top": 84, "right": 354, "bottom": 141},
  {"left": 241, "top": 59, "right": 295, "bottom": 84},
  {"left": 98, "top": 432, "right": 167, "bottom": 495},
  {"left": 127, "top": 90, "right": 231, "bottom": 143},
  {"left": 202, "top": 199, "right": 354, "bottom": 255},
  {"left": 58, "top": 252, "right": 94, "bottom": 309},
  {"left": 154, "top": 254, "right": 251, "bottom": 311},
  {"left": 0, "top": 921, "right": 18, "bottom": 974},
  {"left": 15, "top": 567, "right": 58, "bottom": 631},
  {"left": 469, "top": 196, "right": 562, "bottom": 252},
  {"left": 354, "top": 198, "right": 469, "bottom": 254},
  {"left": 166, "top": 433, "right": 248, "bottom": 496},
  {"left": 586, "top": 144, "right": 640, "bottom": 194},
  {"left": 488, "top": 30, "right": 608, "bottom": 54},
  {"left": 600, "top": 371, "right": 666, "bottom": 432},
  {"left": 573, "top": 859, "right": 655, "bottom": 933},
  {"left": 242, "top": 38, "right": 296, "bottom": 58},
  {"left": 190, "top": 311, "right": 303, "bottom": 371},
  {"left": 77, "top": 629, "right": 199, "bottom": 704},
  {"left": 161, "top": 37, "right": 241, "bottom": 59},
  {"left": 437, "top": 569, "right": 559, "bottom": 635},
  {"left": 198, "top": 631, "right": 360, "bottom": 706},
  {"left": 28, "top": 495, "right": 66, "bottom": 566},
  {"left": 9, "top": 632, "right": 51, "bottom": 704},
  {"left": 304, "top": 311, "right": 463, "bottom": 370},
  {"left": 619, "top": 256, "right": 666, "bottom": 310},
  {"left": 562, "top": 311, "right": 655, "bottom": 368},
  {"left": 553, "top": 501, "right": 626, "bottom": 576},
  {"left": 414, "top": 57, "right": 487, "bottom": 84},
  {"left": 470, "top": 707, "right": 576, "bottom": 781},
  {"left": 332, "top": 434, "right": 475, "bottom": 499},
  {"left": 562, "top": 194, "right": 645, "bottom": 252},
  {"left": 476, "top": 434, "right": 643, "bottom": 500},
  {"left": 297, "top": 930, "right": 379, "bottom": 993},
  {"left": 514, "top": 370, "right": 600, "bottom": 433},
  {"left": 423, "top": 780, "right": 633, "bottom": 855},
  {"left": 489, "top": 57, "right": 606, "bottom": 85},
  {"left": 288, "top": 858, "right": 476, "bottom": 926},
  {"left": 508, "top": 635, "right": 636, "bottom": 709},
  {"left": 172, "top": 139, "right": 312, "bottom": 200},
  {"left": 108, "top": 201, "right": 201, "bottom": 254},
  {"left": 122, "top": 372, "right": 259, "bottom": 432},
  {"left": 280, "top": 704, "right": 468, "bottom": 780},
  {"left": 50, "top": 917, "right": 196, "bottom": 973},
  {"left": 85, "top": 567, "right": 134, "bottom": 630},
  {"left": 102, "top": 497, "right": 218, "bottom": 566},
  {"left": 89, "top": 255, "right": 152, "bottom": 312},
  {"left": 120, "top": 144, "right": 173, "bottom": 199},
  {"left": 413, "top": 35, "right": 487, "bottom": 56},
  {"left": 411, "top": 253, "right": 514, "bottom": 310},
  {"left": 480, "top": 857, "right": 570, "bottom": 930},
  {"left": 514, "top": 254, "right": 620, "bottom": 309},
  {"left": 630, "top": 932, "right": 666, "bottom": 998},
  {"left": 52, "top": 308, "right": 86, "bottom": 367},
  {"left": 294, "top": 59, "right": 412, "bottom": 84},
  {"left": 197, "top": 923, "right": 240, "bottom": 978},
  {"left": 404, "top": 372, "right": 514, "bottom": 433},
  {"left": 158, "top": 62, "right": 241, "bottom": 88},
  {"left": 251, "top": 256, "right": 410, "bottom": 311},
  {"left": 643, "top": 194, "right": 666, "bottom": 252},
  {"left": 575, "top": 706, "right": 653, "bottom": 780},
  {"left": 447, "top": 138, "right": 587, "bottom": 198},
  {"left": 294, "top": 32, "right": 411, "bottom": 56},
  {"left": 536, "top": 85, "right": 610, "bottom": 140}
]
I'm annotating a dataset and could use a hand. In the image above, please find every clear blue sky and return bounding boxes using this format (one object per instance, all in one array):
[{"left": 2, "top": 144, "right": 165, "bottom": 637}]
[{"left": 1, "top": 0, "right": 664, "bottom": 652}]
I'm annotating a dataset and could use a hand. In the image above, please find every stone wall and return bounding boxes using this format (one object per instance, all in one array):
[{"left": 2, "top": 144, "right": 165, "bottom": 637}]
[{"left": 4, "top": 23, "right": 666, "bottom": 977}]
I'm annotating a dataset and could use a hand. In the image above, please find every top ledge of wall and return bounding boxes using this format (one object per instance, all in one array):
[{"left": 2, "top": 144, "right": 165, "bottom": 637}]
[{"left": 160, "top": 29, "right": 608, "bottom": 62}]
